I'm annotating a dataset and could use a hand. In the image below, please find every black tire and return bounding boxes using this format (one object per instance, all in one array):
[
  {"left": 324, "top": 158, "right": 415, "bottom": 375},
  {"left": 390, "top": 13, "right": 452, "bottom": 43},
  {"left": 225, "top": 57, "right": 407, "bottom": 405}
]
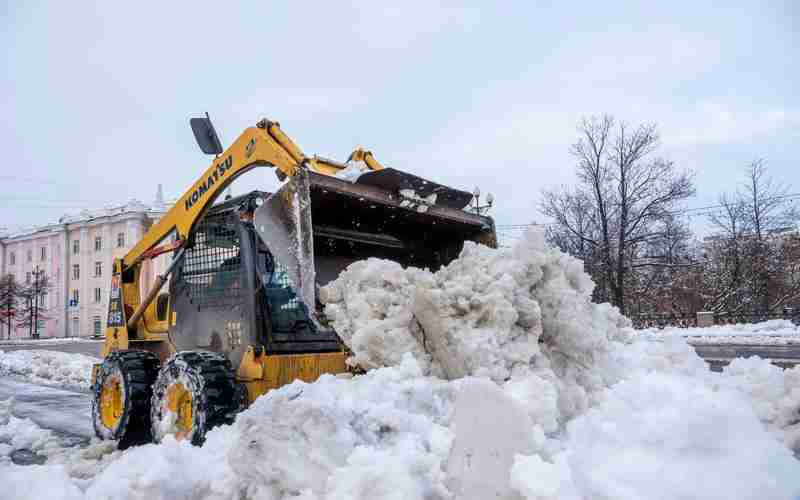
[
  {"left": 92, "top": 350, "right": 160, "bottom": 449},
  {"left": 150, "top": 351, "right": 239, "bottom": 446}
]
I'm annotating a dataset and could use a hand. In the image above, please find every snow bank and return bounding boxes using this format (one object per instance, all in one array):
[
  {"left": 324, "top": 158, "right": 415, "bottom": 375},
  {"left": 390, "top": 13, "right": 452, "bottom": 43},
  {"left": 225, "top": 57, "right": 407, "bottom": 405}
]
[
  {"left": 640, "top": 319, "right": 800, "bottom": 345},
  {"left": 0, "top": 397, "right": 119, "bottom": 498},
  {"left": 721, "top": 357, "right": 800, "bottom": 450},
  {"left": 2, "top": 229, "right": 799, "bottom": 499},
  {"left": 0, "top": 337, "right": 101, "bottom": 346},
  {"left": 511, "top": 370, "right": 798, "bottom": 500},
  {"left": 0, "top": 350, "right": 97, "bottom": 391}
]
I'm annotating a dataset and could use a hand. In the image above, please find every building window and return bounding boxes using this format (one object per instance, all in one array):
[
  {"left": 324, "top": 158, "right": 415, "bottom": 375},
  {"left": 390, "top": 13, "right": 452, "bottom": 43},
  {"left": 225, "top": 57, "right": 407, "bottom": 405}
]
[
  {"left": 95, "top": 236, "right": 102, "bottom": 252},
  {"left": 93, "top": 316, "right": 102, "bottom": 337},
  {"left": 94, "top": 287, "right": 102, "bottom": 303},
  {"left": 73, "top": 240, "right": 80, "bottom": 255},
  {"left": 72, "top": 264, "right": 80, "bottom": 280},
  {"left": 72, "top": 289, "right": 79, "bottom": 304},
  {"left": 41, "top": 246, "right": 47, "bottom": 261},
  {"left": 95, "top": 261, "right": 102, "bottom": 277},
  {"left": 8, "top": 252, "right": 14, "bottom": 266},
  {"left": 26, "top": 272, "right": 31, "bottom": 284},
  {"left": 72, "top": 317, "right": 79, "bottom": 337},
  {"left": 117, "top": 232, "right": 125, "bottom": 248},
  {"left": 26, "top": 249, "right": 32, "bottom": 262},
  {"left": 38, "top": 294, "right": 45, "bottom": 307}
]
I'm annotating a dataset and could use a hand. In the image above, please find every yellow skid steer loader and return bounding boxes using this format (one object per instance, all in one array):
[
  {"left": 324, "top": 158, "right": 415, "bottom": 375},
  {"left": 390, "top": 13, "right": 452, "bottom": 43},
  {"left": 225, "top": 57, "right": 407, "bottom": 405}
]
[{"left": 92, "top": 116, "right": 496, "bottom": 447}]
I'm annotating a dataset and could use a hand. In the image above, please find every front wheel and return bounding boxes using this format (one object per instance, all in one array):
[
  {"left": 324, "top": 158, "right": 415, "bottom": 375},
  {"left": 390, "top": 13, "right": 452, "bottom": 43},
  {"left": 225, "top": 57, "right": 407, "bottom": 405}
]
[
  {"left": 150, "top": 351, "right": 239, "bottom": 446},
  {"left": 92, "top": 350, "right": 160, "bottom": 449}
]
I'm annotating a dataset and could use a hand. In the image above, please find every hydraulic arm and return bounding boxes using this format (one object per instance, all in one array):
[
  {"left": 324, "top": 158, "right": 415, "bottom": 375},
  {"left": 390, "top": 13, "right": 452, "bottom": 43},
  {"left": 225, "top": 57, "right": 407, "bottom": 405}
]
[{"left": 104, "top": 119, "right": 385, "bottom": 354}]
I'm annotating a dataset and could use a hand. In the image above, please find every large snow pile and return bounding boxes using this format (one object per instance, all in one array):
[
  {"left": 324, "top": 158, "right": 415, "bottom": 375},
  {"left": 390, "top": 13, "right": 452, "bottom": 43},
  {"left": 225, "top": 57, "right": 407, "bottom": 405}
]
[
  {"left": 2, "top": 229, "right": 799, "bottom": 499},
  {"left": 0, "top": 350, "right": 97, "bottom": 391},
  {"left": 640, "top": 319, "right": 800, "bottom": 345}
]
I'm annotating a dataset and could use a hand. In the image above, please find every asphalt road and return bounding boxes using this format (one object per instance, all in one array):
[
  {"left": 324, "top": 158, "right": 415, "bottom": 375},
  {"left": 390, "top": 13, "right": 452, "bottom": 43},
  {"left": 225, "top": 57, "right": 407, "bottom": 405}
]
[
  {"left": 0, "top": 340, "right": 103, "bottom": 357},
  {"left": 0, "top": 378, "right": 93, "bottom": 439},
  {"left": 692, "top": 343, "right": 800, "bottom": 371}
]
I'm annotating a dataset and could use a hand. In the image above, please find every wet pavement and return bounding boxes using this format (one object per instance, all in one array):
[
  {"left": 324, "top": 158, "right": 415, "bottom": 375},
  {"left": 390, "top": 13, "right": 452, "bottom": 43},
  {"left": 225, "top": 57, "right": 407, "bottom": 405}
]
[
  {"left": 692, "top": 344, "right": 800, "bottom": 371},
  {"left": 0, "top": 378, "right": 94, "bottom": 439}
]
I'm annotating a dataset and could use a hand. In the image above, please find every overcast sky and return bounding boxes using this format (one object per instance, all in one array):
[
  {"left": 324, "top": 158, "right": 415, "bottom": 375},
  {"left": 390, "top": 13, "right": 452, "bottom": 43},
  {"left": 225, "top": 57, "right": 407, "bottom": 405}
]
[{"left": 2, "top": 2, "right": 797, "bottom": 236}]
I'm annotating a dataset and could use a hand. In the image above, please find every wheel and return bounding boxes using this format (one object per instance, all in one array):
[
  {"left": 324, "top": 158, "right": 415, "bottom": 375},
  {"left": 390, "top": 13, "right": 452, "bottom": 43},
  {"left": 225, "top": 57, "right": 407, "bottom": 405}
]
[
  {"left": 150, "top": 351, "right": 239, "bottom": 446},
  {"left": 92, "top": 350, "right": 160, "bottom": 449}
]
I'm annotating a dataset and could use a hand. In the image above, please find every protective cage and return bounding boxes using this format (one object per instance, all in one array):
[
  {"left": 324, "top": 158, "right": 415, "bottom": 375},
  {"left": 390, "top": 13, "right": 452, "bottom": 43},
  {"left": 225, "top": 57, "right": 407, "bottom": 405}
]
[{"left": 181, "top": 215, "right": 243, "bottom": 309}]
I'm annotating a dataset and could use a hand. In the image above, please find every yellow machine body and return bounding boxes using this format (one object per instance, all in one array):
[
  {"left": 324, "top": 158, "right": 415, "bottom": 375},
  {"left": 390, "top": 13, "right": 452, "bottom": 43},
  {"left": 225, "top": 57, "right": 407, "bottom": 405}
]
[{"left": 94, "top": 117, "right": 494, "bottom": 406}]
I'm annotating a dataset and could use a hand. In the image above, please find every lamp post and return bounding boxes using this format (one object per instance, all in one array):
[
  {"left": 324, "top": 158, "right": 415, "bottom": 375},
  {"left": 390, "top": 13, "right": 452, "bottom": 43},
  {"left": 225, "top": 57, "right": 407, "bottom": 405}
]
[
  {"left": 470, "top": 187, "right": 494, "bottom": 215},
  {"left": 32, "top": 265, "right": 39, "bottom": 339}
]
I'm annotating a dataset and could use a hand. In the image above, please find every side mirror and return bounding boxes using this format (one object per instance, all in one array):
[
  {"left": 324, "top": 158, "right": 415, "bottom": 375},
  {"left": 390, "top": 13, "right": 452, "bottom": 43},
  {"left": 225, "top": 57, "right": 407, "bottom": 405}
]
[{"left": 190, "top": 113, "right": 223, "bottom": 155}]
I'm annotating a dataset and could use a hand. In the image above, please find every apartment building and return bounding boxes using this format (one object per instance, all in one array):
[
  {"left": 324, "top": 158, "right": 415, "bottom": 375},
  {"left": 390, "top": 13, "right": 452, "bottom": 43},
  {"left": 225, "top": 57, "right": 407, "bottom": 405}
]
[{"left": 0, "top": 196, "right": 169, "bottom": 339}]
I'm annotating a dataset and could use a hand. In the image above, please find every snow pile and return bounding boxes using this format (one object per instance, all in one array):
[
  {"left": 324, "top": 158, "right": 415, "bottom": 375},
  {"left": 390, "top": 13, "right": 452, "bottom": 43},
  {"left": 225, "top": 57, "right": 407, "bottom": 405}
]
[
  {"left": 0, "top": 350, "right": 97, "bottom": 391},
  {"left": 511, "top": 369, "right": 798, "bottom": 500},
  {"left": 2, "top": 357, "right": 458, "bottom": 500},
  {"left": 2, "top": 229, "right": 799, "bottom": 499},
  {"left": 0, "top": 397, "right": 120, "bottom": 499},
  {"left": 721, "top": 357, "right": 800, "bottom": 450},
  {"left": 333, "top": 160, "right": 369, "bottom": 182},
  {"left": 640, "top": 319, "right": 800, "bottom": 345},
  {"left": 320, "top": 229, "right": 800, "bottom": 497},
  {"left": 322, "top": 229, "right": 632, "bottom": 419}
]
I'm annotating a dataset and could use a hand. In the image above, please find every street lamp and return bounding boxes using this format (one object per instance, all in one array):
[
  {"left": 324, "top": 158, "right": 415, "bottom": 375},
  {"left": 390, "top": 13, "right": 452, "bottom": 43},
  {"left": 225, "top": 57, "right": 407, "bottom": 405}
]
[{"left": 471, "top": 186, "right": 494, "bottom": 215}]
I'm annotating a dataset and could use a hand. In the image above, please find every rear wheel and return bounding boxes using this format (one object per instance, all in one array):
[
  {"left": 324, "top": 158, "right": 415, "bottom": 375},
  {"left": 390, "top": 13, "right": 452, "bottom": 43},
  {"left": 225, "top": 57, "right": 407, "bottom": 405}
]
[
  {"left": 150, "top": 351, "right": 239, "bottom": 446},
  {"left": 92, "top": 350, "right": 160, "bottom": 449}
]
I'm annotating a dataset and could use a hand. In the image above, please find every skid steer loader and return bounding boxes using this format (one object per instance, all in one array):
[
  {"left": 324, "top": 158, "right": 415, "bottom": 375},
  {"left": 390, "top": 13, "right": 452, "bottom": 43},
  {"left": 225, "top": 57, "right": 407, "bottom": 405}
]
[{"left": 91, "top": 116, "right": 496, "bottom": 447}]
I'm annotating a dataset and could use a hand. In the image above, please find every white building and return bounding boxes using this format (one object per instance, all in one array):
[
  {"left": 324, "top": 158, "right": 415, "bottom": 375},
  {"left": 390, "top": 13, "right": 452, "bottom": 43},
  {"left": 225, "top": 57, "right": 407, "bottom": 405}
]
[{"left": 0, "top": 192, "right": 170, "bottom": 339}]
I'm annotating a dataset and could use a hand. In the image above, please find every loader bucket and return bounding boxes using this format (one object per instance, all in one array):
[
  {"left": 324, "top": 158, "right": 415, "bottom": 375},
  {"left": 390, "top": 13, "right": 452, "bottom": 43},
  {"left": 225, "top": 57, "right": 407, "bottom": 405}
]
[{"left": 253, "top": 166, "right": 496, "bottom": 313}]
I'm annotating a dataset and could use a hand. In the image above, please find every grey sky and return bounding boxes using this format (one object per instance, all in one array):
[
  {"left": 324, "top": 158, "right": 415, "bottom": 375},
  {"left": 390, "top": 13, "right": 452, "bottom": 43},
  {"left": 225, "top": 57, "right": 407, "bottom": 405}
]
[{"left": 2, "top": 2, "right": 797, "bottom": 235}]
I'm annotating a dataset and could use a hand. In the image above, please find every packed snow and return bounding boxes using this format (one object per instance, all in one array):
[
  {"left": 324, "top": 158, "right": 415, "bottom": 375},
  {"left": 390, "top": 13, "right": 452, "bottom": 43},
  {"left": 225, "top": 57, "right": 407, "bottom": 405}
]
[
  {"left": 640, "top": 319, "right": 800, "bottom": 345},
  {"left": 0, "top": 350, "right": 97, "bottom": 391},
  {"left": 1, "top": 229, "right": 799, "bottom": 499},
  {"left": 1, "top": 397, "right": 120, "bottom": 499},
  {"left": 333, "top": 160, "right": 369, "bottom": 182}
]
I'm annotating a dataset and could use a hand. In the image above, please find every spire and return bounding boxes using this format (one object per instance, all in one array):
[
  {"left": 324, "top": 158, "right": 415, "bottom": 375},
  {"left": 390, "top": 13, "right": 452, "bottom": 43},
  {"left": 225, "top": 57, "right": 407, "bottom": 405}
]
[{"left": 155, "top": 184, "right": 165, "bottom": 206}]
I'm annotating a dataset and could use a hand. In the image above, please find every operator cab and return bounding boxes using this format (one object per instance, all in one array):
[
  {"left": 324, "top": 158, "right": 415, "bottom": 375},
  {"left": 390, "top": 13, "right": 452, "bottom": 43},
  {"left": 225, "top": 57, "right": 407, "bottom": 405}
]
[{"left": 168, "top": 191, "right": 339, "bottom": 368}]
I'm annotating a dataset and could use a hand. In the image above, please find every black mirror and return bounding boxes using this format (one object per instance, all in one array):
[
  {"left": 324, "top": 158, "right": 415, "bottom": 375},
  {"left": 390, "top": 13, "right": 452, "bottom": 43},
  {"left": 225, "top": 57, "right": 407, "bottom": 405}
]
[{"left": 190, "top": 113, "right": 223, "bottom": 155}]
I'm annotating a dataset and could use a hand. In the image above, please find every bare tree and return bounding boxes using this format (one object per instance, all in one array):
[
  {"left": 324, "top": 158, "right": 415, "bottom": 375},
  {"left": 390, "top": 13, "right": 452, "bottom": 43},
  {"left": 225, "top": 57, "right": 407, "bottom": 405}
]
[
  {"left": 702, "top": 160, "right": 799, "bottom": 316},
  {"left": 541, "top": 114, "right": 695, "bottom": 315},
  {"left": 15, "top": 268, "right": 51, "bottom": 338},
  {"left": 744, "top": 159, "right": 797, "bottom": 240},
  {"left": 704, "top": 160, "right": 800, "bottom": 315},
  {"left": 703, "top": 194, "right": 753, "bottom": 313},
  {"left": 629, "top": 213, "right": 699, "bottom": 316},
  {"left": 0, "top": 274, "right": 19, "bottom": 340},
  {"left": 542, "top": 188, "right": 609, "bottom": 302},
  {"left": 743, "top": 159, "right": 798, "bottom": 312}
]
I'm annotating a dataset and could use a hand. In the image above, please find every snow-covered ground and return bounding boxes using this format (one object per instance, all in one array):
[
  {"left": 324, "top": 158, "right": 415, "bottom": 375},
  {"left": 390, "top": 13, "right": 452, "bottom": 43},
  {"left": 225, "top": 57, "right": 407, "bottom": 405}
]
[
  {"left": 0, "top": 349, "right": 97, "bottom": 391},
  {"left": 640, "top": 319, "right": 800, "bottom": 345},
  {"left": 1, "top": 229, "right": 799, "bottom": 499}
]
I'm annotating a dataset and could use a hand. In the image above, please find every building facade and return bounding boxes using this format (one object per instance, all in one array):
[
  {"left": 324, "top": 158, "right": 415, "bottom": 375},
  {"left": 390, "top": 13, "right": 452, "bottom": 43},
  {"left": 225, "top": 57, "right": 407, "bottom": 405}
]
[{"left": 0, "top": 198, "right": 169, "bottom": 339}]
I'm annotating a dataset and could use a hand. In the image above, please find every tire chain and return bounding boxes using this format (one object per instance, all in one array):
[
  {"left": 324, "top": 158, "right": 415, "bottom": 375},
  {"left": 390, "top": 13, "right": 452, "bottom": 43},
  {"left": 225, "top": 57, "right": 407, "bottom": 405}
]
[
  {"left": 92, "top": 350, "right": 160, "bottom": 449},
  {"left": 152, "top": 351, "right": 240, "bottom": 446}
]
